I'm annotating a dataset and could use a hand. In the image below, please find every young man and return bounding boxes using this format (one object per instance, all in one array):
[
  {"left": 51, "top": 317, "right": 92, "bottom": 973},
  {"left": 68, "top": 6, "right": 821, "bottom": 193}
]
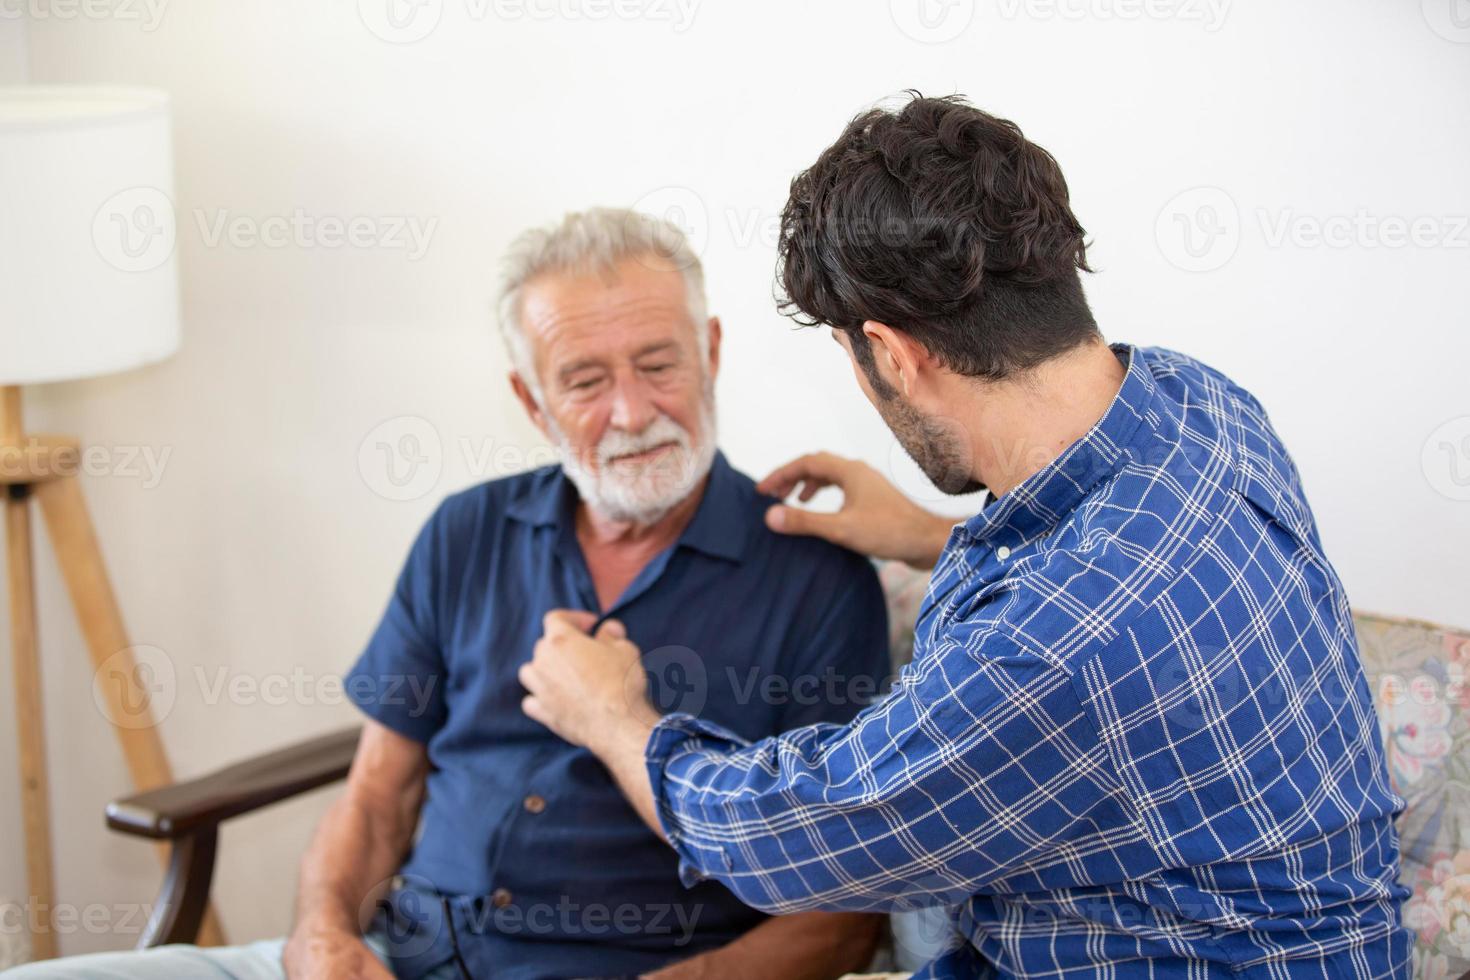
[{"left": 520, "top": 96, "right": 1413, "bottom": 978}]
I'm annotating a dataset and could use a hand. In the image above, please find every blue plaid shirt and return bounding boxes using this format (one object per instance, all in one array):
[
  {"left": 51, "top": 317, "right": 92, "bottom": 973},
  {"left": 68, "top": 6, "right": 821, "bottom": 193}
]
[{"left": 645, "top": 345, "right": 1412, "bottom": 978}]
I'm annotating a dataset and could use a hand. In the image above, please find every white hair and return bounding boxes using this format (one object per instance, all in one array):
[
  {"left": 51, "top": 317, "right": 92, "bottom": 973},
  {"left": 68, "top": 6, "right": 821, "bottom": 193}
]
[{"left": 496, "top": 207, "right": 709, "bottom": 396}]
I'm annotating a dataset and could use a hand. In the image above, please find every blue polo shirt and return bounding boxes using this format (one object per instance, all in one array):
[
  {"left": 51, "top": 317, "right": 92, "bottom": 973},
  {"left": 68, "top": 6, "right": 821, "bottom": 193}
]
[{"left": 345, "top": 451, "right": 889, "bottom": 979}]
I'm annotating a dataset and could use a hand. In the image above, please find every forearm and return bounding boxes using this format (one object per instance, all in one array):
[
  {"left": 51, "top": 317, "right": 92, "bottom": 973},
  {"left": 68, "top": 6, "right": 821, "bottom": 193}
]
[
  {"left": 645, "top": 646, "right": 1115, "bottom": 916},
  {"left": 646, "top": 707, "right": 994, "bottom": 914},
  {"left": 647, "top": 911, "right": 883, "bottom": 980},
  {"left": 293, "top": 790, "right": 414, "bottom": 934},
  {"left": 291, "top": 724, "right": 427, "bottom": 938},
  {"left": 593, "top": 705, "right": 664, "bottom": 839}
]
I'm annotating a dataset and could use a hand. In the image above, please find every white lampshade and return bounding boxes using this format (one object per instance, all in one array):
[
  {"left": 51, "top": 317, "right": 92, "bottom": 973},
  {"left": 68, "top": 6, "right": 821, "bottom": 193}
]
[{"left": 0, "top": 86, "right": 181, "bottom": 386}]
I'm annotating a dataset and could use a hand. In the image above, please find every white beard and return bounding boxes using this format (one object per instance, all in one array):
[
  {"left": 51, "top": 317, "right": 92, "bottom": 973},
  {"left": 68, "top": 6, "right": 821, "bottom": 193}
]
[{"left": 551, "top": 396, "right": 717, "bottom": 527}]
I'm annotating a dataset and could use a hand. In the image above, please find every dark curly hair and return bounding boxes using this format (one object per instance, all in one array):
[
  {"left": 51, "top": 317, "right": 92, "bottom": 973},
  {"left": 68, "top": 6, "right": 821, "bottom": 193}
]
[{"left": 777, "top": 93, "right": 1098, "bottom": 384}]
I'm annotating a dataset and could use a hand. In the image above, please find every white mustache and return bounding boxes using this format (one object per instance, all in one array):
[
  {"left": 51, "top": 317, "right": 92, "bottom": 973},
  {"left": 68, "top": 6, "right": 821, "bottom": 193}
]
[{"left": 596, "top": 416, "right": 691, "bottom": 468}]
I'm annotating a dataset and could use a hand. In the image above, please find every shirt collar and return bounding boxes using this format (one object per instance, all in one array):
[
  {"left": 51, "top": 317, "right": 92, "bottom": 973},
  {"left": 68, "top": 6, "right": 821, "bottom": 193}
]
[
  {"left": 675, "top": 451, "right": 748, "bottom": 563},
  {"left": 505, "top": 450, "right": 747, "bottom": 564},
  {"left": 961, "top": 343, "right": 1154, "bottom": 548}
]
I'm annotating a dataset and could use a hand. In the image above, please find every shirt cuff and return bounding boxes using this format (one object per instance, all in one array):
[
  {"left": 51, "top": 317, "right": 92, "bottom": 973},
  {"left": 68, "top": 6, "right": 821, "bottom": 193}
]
[{"left": 644, "top": 712, "right": 750, "bottom": 888}]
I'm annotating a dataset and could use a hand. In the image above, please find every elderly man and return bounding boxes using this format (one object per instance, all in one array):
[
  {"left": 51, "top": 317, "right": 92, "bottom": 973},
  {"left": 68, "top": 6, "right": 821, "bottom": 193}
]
[
  {"left": 519, "top": 95, "right": 1412, "bottom": 978},
  {"left": 9, "top": 210, "right": 889, "bottom": 978}
]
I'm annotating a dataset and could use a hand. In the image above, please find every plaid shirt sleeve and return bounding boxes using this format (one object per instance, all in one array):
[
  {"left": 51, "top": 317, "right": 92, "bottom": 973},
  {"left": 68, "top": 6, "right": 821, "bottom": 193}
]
[{"left": 646, "top": 612, "right": 1156, "bottom": 914}]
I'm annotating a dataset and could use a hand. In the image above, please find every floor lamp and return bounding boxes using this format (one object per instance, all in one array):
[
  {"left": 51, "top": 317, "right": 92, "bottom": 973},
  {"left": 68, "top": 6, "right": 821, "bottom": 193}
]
[{"left": 0, "top": 86, "right": 221, "bottom": 959}]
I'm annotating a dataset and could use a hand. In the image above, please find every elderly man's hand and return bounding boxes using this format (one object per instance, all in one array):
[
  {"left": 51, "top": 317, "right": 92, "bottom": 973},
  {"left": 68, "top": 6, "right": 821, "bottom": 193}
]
[
  {"left": 283, "top": 926, "right": 394, "bottom": 980},
  {"left": 520, "top": 610, "right": 659, "bottom": 751}
]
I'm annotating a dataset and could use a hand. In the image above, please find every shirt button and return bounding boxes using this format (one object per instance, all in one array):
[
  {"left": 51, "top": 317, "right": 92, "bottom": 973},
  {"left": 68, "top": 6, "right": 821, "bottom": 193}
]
[
  {"left": 523, "top": 794, "right": 546, "bottom": 814},
  {"left": 996, "top": 546, "right": 1011, "bottom": 560},
  {"left": 491, "top": 888, "right": 513, "bottom": 908}
]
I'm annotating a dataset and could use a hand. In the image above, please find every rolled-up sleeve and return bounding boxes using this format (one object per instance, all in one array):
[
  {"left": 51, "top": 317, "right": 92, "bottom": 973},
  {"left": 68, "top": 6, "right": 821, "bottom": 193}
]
[
  {"left": 644, "top": 623, "right": 1155, "bottom": 915},
  {"left": 645, "top": 712, "right": 752, "bottom": 889}
]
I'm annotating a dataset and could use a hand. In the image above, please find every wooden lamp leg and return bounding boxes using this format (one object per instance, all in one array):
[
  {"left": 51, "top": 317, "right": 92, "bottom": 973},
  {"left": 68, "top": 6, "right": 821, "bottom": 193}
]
[
  {"left": 6, "top": 481, "right": 58, "bottom": 962},
  {"left": 4, "top": 385, "right": 58, "bottom": 961},
  {"left": 2, "top": 386, "right": 224, "bottom": 953}
]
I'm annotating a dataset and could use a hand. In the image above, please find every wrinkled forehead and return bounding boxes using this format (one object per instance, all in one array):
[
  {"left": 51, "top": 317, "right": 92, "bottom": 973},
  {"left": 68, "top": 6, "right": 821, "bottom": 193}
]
[{"left": 518, "top": 256, "right": 699, "bottom": 370}]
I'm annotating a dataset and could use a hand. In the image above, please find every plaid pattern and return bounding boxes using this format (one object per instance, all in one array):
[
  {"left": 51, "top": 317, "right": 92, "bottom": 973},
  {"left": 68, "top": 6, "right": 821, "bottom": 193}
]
[{"left": 646, "top": 346, "right": 1413, "bottom": 978}]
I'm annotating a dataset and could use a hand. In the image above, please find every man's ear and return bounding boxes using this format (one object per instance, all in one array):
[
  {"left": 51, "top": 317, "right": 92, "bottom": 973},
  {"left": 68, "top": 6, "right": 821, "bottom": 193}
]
[
  {"left": 705, "top": 316, "right": 723, "bottom": 381},
  {"left": 861, "top": 319, "right": 928, "bottom": 398},
  {"left": 508, "top": 371, "right": 551, "bottom": 437}
]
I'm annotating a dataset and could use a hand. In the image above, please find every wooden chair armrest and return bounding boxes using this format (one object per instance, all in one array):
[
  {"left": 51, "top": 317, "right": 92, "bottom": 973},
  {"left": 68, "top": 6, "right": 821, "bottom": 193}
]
[{"left": 106, "top": 726, "right": 361, "bottom": 840}]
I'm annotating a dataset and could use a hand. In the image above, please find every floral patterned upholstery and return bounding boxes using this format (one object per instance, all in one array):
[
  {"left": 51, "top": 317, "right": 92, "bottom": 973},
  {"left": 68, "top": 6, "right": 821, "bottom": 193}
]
[
  {"left": 1357, "top": 613, "right": 1470, "bottom": 979},
  {"left": 878, "top": 561, "right": 929, "bottom": 670},
  {"left": 874, "top": 563, "right": 1470, "bottom": 979}
]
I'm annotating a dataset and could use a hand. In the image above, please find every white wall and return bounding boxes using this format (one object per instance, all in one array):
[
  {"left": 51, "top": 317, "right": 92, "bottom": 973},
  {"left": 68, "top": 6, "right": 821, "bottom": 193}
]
[
  {"left": 0, "top": 17, "right": 24, "bottom": 78},
  {"left": 3, "top": 0, "right": 1467, "bottom": 955}
]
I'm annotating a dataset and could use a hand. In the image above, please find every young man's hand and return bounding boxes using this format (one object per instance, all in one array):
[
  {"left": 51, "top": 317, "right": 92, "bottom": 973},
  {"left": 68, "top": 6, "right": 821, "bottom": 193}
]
[
  {"left": 520, "top": 610, "right": 659, "bottom": 753},
  {"left": 520, "top": 610, "right": 666, "bottom": 836},
  {"left": 759, "top": 452, "right": 955, "bottom": 569}
]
